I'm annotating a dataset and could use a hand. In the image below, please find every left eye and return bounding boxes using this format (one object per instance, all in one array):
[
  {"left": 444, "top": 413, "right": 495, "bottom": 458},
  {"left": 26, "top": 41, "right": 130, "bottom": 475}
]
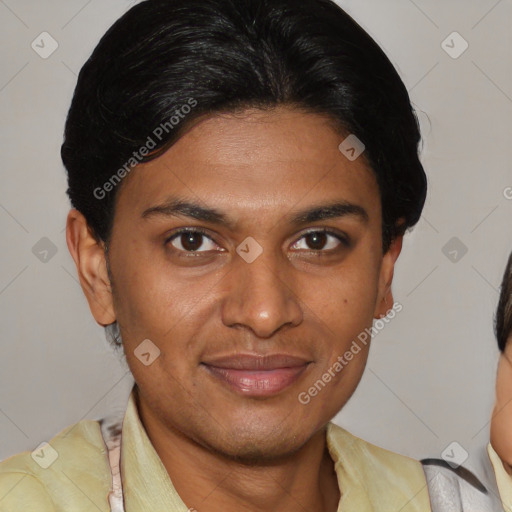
[{"left": 291, "top": 231, "right": 347, "bottom": 251}]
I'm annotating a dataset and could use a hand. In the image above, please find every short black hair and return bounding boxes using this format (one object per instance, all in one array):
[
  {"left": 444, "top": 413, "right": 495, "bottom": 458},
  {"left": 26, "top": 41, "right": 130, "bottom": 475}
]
[
  {"left": 61, "top": 0, "right": 427, "bottom": 254},
  {"left": 495, "top": 251, "right": 512, "bottom": 352}
]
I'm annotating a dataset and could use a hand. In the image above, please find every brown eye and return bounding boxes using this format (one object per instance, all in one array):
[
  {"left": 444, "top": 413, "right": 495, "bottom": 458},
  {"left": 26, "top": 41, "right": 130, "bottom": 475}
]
[
  {"left": 291, "top": 230, "right": 349, "bottom": 252},
  {"left": 304, "top": 232, "right": 328, "bottom": 250},
  {"left": 166, "top": 229, "right": 219, "bottom": 252}
]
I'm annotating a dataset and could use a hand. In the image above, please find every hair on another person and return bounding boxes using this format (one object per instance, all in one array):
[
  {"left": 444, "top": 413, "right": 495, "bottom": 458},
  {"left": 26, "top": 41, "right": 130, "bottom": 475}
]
[{"left": 495, "top": 251, "right": 512, "bottom": 352}]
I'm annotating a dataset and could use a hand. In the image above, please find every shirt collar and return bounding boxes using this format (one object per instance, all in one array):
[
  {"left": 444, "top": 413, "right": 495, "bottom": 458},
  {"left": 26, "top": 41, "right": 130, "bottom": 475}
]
[
  {"left": 120, "top": 385, "right": 429, "bottom": 512},
  {"left": 487, "top": 442, "right": 512, "bottom": 509},
  {"left": 121, "top": 386, "right": 189, "bottom": 511}
]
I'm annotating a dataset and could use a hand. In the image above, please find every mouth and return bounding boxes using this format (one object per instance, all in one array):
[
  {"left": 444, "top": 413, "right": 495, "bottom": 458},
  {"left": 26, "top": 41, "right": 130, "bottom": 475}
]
[{"left": 201, "top": 353, "right": 312, "bottom": 397}]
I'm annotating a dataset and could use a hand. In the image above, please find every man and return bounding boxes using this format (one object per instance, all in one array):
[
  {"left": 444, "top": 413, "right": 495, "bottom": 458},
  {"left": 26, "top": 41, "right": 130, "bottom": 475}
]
[{"left": 0, "top": 0, "right": 437, "bottom": 510}]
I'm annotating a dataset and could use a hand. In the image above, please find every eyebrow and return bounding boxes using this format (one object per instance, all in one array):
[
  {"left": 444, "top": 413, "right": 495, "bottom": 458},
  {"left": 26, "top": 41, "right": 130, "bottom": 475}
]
[{"left": 141, "top": 197, "right": 369, "bottom": 228}]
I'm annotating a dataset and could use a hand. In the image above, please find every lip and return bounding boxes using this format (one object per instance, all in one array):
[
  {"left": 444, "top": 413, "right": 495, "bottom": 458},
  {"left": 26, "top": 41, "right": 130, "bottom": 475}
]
[{"left": 201, "top": 353, "right": 311, "bottom": 397}]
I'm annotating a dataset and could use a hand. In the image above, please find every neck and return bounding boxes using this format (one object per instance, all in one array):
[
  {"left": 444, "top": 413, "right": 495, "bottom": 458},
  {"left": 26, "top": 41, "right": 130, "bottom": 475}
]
[{"left": 135, "top": 393, "right": 340, "bottom": 512}]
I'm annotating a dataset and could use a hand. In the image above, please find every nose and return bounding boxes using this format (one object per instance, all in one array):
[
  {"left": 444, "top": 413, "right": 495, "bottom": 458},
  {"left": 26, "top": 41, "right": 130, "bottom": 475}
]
[{"left": 221, "top": 249, "right": 303, "bottom": 338}]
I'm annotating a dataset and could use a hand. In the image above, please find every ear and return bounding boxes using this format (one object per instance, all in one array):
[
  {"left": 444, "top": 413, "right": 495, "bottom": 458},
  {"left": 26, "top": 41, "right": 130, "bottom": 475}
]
[
  {"left": 65, "top": 209, "right": 116, "bottom": 326},
  {"left": 373, "top": 230, "right": 404, "bottom": 319}
]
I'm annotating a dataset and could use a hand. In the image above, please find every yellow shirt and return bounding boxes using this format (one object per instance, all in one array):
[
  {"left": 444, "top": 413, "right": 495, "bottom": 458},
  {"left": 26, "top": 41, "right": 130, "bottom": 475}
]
[
  {"left": 488, "top": 442, "right": 512, "bottom": 510},
  {"left": 0, "top": 386, "right": 431, "bottom": 511}
]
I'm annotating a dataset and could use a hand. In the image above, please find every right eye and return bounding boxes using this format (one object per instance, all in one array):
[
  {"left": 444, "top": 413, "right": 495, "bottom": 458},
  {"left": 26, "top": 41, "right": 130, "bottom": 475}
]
[{"left": 165, "top": 228, "right": 221, "bottom": 253}]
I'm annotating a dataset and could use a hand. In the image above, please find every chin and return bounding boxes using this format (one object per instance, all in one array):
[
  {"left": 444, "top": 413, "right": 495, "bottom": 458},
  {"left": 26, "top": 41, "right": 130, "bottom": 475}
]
[{"left": 198, "top": 416, "right": 313, "bottom": 464}]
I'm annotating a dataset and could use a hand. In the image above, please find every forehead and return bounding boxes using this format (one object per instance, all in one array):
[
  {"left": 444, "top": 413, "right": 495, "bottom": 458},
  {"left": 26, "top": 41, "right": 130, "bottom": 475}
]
[{"left": 115, "top": 107, "right": 380, "bottom": 223}]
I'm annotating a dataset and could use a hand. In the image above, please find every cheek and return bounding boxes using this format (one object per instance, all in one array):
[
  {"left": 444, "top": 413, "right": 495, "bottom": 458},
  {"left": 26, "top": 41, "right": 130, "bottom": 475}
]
[
  {"left": 302, "top": 262, "right": 379, "bottom": 332},
  {"left": 111, "top": 253, "right": 220, "bottom": 370},
  {"left": 110, "top": 253, "right": 186, "bottom": 343},
  {"left": 300, "top": 261, "right": 379, "bottom": 385}
]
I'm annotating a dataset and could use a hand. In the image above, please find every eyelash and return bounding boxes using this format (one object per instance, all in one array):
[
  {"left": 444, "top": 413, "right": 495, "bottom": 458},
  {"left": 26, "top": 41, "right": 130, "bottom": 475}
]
[{"left": 164, "top": 227, "right": 350, "bottom": 254}]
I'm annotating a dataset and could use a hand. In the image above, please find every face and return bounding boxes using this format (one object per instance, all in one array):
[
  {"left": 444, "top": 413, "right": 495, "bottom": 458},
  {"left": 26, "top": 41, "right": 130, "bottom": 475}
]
[
  {"left": 68, "top": 106, "right": 402, "bottom": 462},
  {"left": 491, "top": 338, "right": 512, "bottom": 473}
]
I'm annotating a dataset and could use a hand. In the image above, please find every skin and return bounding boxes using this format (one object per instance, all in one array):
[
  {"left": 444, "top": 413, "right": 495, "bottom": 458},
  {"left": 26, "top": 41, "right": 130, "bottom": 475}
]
[
  {"left": 491, "top": 337, "right": 512, "bottom": 476},
  {"left": 66, "top": 106, "right": 403, "bottom": 512}
]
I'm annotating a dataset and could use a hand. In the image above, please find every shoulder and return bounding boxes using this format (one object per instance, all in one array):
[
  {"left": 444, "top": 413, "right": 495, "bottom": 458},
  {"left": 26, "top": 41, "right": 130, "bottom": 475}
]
[
  {"left": 0, "top": 419, "right": 111, "bottom": 511},
  {"left": 488, "top": 442, "right": 512, "bottom": 509},
  {"left": 0, "top": 471, "right": 56, "bottom": 510},
  {"left": 327, "top": 421, "right": 424, "bottom": 473},
  {"left": 326, "top": 422, "right": 431, "bottom": 511},
  {"left": 421, "top": 454, "right": 504, "bottom": 511}
]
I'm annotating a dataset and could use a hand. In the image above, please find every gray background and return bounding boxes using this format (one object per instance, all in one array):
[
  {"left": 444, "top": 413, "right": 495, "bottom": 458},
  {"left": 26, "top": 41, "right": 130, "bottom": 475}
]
[{"left": 0, "top": 0, "right": 511, "bottom": 480}]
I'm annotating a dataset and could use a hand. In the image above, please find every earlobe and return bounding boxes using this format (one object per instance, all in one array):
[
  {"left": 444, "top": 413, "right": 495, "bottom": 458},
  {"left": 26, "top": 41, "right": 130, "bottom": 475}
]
[
  {"left": 66, "top": 209, "right": 116, "bottom": 326},
  {"left": 373, "top": 233, "right": 403, "bottom": 319},
  {"left": 376, "top": 291, "right": 395, "bottom": 319}
]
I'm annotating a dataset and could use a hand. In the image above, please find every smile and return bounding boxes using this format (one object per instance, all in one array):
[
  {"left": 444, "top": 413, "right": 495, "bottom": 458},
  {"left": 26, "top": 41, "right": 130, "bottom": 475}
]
[{"left": 201, "top": 353, "right": 311, "bottom": 397}]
